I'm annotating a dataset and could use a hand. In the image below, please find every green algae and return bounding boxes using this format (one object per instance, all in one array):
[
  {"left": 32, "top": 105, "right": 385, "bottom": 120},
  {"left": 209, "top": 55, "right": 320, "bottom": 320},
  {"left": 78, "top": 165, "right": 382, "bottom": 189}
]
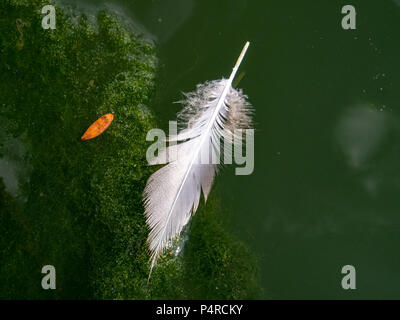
[{"left": 0, "top": 0, "right": 262, "bottom": 299}]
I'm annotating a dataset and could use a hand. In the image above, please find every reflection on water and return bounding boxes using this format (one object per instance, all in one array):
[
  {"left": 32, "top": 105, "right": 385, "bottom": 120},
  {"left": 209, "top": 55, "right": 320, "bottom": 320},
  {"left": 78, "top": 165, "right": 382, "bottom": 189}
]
[
  {"left": 335, "top": 104, "right": 400, "bottom": 200},
  {"left": 0, "top": 158, "right": 18, "bottom": 195},
  {"left": 335, "top": 105, "right": 390, "bottom": 169},
  {"left": 0, "top": 134, "right": 29, "bottom": 197},
  {"left": 56, "top": 0, "right": 195, "bottom": 43}
]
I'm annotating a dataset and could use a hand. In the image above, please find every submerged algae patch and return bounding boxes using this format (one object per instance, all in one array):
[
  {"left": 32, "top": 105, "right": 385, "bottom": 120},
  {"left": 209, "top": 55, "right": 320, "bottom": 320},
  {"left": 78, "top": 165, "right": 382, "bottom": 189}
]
[
  {"left": 0, "top": 0, "right": 156, "bottom": 299},
  {"left": 0, "top": 0, "right": 261, "bottom": 299}
]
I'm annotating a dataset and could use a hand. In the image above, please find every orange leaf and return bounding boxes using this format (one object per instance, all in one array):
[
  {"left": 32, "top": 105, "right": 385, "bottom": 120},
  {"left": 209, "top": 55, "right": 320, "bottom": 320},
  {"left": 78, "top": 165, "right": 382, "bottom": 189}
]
[{"left": 81, "top": 113, "right": 114, "bottom": 141}]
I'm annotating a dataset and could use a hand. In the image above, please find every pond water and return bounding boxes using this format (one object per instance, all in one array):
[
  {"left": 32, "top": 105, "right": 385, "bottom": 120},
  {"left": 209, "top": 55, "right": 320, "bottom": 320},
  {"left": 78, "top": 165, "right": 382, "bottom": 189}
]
[{"left": 6, "top": 0, "right": 400, "bottom": 298}]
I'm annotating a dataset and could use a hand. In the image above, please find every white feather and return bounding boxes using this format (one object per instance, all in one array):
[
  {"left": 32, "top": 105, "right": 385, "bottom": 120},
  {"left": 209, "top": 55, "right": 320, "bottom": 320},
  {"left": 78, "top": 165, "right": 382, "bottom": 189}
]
[{"left": 143, "top": 42, "right": 252, "bottom": 280}]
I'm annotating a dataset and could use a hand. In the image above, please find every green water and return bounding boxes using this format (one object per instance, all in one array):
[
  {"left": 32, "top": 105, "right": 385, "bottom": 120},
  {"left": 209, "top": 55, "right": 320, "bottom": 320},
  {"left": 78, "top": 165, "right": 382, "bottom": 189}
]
[{"left": 3, "top": 0, "right": 400, "bottom": 299}]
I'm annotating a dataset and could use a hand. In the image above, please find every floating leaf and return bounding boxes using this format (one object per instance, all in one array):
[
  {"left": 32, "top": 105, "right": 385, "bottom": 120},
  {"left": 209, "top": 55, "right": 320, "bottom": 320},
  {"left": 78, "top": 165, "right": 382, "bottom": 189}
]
[{"left": 81, "top": 113, "right": 114, "bottom": 141}]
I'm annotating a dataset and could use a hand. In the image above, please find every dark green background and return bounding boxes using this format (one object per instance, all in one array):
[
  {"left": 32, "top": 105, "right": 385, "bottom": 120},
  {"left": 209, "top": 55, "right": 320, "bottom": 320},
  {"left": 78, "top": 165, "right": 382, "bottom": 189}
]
[{"left": 8, "top": 0, "right": 400, "bottom": 298}]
